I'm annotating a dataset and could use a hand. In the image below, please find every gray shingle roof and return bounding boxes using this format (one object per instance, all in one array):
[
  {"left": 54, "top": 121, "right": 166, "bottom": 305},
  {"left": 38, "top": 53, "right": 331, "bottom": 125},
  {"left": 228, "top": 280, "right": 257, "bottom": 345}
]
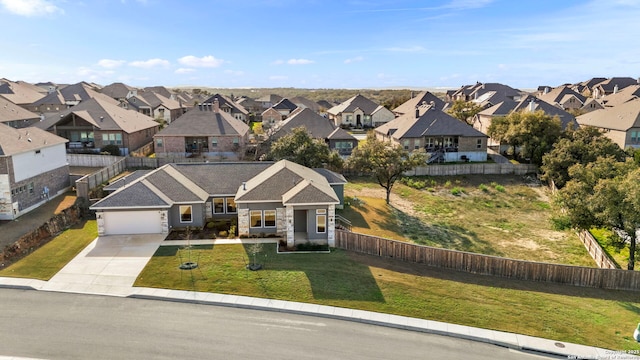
[
  {"left": 393, "top": 91, "right": 446, "bottom": 115},
  {"left": 0, "top": 98, "right": 40, "bottom": 122},
  {"left": 154, "top": 106, "right": 249, "bottom": 137},
  {"left": 376, "top": 105, "right": 487, "bottom": 139},
  {"left": 91, "top": 182, "right": 170, "bottom": 209},
  {"left": 37, "top": 97, "right": 158, "bottom": 133},
  {"left": 577, "top": 98, "right": 640, "bottom": 131},
  {"left": 145, "top": 169, "right": 205, "bottom": 203},
  {"left": 327, "top": 94, "right": 381, "bottom": 115},
  {"left": 104, "top": 170, "right": 154, "bottom": 192},
  {"left": 270, "top": 108, "right": 338, "bottom": 140},
  {"left": 171, "top": 162, "right": 273, "bottom": 195},
  {"left": 273, "top": 98, "right": 298, "bottom": 111},
  {"left": 313, "top": 168, "right": 347, "bottom": 184}
]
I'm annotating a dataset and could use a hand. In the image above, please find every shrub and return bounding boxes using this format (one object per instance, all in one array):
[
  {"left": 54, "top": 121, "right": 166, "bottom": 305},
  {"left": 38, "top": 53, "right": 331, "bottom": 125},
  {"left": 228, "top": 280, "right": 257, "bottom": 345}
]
[
  {"left": 478, "top": 184, "right": 489, "bottom": 192},
  {"left": 550, "top": 215, "right": 572, "bottom": 230},
  {"left": 206, "top": 221, "right": 215, "bottom": 229},
  {"left": 100, "top": 144, "right": 121, "bottom": 156},
  {"left": 494, "top": 185, "right": 506, "bottom": 192},
  {"left": 451, "top": 187, "right": 464, "bottom": 196},
  {"left": 219, "top": 230, "right": 228, "bottom": 237},
  {"left": 295, "top": 242, "right": 329, "bottom": 251},
  {"left": 444, "top": 180, "right": 452, "bottom": 188}
]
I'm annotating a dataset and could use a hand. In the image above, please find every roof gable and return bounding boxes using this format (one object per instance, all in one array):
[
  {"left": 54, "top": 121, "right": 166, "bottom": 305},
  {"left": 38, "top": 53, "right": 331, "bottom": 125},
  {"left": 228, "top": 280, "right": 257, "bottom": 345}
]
[
  {"left": 155, "top": 106, "right": 249, "bottom": 136},
  {"left": 0, "top": 123, "right": 67, "bottom": 156}
]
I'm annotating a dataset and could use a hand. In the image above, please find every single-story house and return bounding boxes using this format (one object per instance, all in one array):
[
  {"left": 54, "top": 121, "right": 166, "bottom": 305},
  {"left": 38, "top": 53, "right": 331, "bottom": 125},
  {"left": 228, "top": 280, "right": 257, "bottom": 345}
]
[
  {"left": 90, "top": 160, "right": 347, "bottom": 247},
  {"left": 0, "top": 123, "right": 69, "bottom": 220}
]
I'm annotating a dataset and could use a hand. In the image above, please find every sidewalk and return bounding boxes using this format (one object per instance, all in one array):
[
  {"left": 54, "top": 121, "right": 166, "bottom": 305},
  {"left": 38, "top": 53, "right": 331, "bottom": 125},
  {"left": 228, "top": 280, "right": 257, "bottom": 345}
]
[{"left": 0, "top": 238, "right": 636, "bottom": 360}]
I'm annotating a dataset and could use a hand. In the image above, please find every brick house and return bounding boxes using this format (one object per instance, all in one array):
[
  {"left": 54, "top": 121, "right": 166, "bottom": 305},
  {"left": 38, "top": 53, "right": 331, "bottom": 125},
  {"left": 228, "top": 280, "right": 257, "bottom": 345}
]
[
  {"left": 376, "top": 103, "right": 488, "bottom": 163},
  {"left": 0, "top": 123, "right": 69, "bottom": 220},
  {"left": 153, "top": 99, "right": 250, "bottom": 159},
  {"left": 327, "top": 94, "right": 395, "bottom": 128},
  {"left": 36, "top": 97, "right": 159, "bottom": 155}
]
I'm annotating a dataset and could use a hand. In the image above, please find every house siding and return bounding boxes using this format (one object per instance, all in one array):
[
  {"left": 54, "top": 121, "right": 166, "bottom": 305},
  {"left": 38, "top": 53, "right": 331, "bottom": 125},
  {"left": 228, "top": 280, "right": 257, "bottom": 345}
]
[{"left": 169, "top": 203, "right": 205, "bottom": 229}]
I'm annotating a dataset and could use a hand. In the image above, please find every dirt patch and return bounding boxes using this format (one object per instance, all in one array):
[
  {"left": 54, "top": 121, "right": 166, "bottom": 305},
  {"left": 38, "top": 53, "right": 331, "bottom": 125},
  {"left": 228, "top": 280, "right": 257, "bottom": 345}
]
[{"left": 348, "top": 187, "right": 417, "bottom": 217}]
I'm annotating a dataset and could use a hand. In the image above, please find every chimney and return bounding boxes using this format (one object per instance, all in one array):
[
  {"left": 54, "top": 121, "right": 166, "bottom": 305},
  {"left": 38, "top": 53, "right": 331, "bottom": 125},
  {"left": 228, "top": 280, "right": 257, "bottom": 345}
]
[
  {"left": 528, "top": 98, "right": 536, "bottom": 111},
  {"left": 242, "top": 182, "right": 246, "bottom": 190},
  {"left": 213, "top": 98, "right": 220, "bottom": 112},
  {"left": 430, "top": 101, "right": 435, "bottom": 109},
  {"left": 543, "top": 87, "right": 549, "bottom": 94},
  {"left": 415, "top": 107, "right": 420, "bottom": 118},
  {"left": 613, "top": 84, "right": 619, "bottom": 94}
]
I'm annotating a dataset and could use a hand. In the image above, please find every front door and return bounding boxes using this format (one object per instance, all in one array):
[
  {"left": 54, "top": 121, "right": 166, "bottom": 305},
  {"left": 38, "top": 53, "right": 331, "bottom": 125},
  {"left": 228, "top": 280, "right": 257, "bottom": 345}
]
[{"left": 294, "top": 210, "right": 307, "bottom": 233}]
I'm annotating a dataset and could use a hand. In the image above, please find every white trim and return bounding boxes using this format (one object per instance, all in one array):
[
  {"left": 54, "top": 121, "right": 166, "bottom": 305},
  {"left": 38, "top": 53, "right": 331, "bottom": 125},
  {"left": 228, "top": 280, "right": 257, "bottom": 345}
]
[{"left": 179, "top": 205, "right": 193, "bottom": 223}]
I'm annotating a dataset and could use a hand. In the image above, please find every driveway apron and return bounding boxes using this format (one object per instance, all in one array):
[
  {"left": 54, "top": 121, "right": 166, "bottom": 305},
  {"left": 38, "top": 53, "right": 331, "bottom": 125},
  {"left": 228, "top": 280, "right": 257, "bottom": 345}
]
[{"left": 42, "top": 234, "right": 165, "bottom": 296}]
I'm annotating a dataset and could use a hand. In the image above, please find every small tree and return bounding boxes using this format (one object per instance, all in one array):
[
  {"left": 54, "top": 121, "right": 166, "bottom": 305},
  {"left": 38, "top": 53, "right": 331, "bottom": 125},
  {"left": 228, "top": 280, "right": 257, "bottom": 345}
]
[
  {"left": 447, "top": 100, "right": 484, "bottom": 125},
  {"left": 268, "top": 127, "right": 343, "bottom": 171},
  {"left": 347, "top": 132, "right": 426, "bottom": 204}
]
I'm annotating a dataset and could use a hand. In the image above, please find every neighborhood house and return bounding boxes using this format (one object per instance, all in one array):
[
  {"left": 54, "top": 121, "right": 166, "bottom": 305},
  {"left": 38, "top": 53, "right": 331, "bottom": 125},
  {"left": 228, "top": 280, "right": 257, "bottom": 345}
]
[{"left": 90, "top": 160, "right": 346, "bottom": 248}]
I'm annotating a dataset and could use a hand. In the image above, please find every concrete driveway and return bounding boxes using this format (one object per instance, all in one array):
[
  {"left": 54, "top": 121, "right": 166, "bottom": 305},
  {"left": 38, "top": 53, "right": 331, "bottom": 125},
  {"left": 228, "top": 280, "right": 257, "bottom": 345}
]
[{"left": 41, "top": 234, "right": 165, "bottom": 296}]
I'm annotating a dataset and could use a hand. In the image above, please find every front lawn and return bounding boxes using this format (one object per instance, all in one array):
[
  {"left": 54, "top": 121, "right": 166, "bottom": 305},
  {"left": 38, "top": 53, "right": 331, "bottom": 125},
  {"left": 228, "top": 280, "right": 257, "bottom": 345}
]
[
  {"left": 0, "top": 220, "right": 97, "bottom": 280},
  {"left": 135, "top": 243, "right": 640, "bottom": 350}
]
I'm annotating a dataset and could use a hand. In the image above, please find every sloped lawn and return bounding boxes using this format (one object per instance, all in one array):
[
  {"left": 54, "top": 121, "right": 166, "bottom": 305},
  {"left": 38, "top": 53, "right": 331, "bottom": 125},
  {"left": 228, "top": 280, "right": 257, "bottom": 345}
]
[
  {"left": 0, "top": 220, "right": 97, "bottom": 280},
  {"left": 340, "top": 175, "right": 595, "bottom": 266},
  {"left": 135, "top": 243, "right": 640, "bottom": 350}
]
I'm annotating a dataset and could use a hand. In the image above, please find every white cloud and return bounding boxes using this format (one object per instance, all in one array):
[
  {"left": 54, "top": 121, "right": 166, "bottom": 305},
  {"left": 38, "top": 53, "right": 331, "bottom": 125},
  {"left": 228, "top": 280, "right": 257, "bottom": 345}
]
[
  {"left": 0, "top": 0, "right": 64, "bottom": 16},
  {"left": 129, "top": 58, "right": 170, "bottom": 68},
  {"left": 175, "top": 68, "right": 195, "bottom": 74},
  {"left": 76, "top": 67, "right": 114, "bottom": 81},
  {"left": 178, "top": 55, "right": 224, "bottom": 68},
  {"left": 97, "top": 59, "right": 125, "bottom": 69},
  {"left": 272, "top": 59, "right": 314, "bottom": 65},
  {"left": 287, "top": 58, "right": 314, "bottom": 65},
  {"left": 344, "top": 56, "right": 364, "bottom": 64}
]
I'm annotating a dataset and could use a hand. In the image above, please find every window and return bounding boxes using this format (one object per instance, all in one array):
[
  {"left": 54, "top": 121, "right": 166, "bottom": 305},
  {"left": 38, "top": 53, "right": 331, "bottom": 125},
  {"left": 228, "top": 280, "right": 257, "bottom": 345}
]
[
  {"left": 250, "top": 210, "right": 262, "bottom": 228},
  {"left": 211, "top": 138, "right": 218, "bottom": 147},
  {"left": 403, "top": 140, "right": 410, "bottom": 150},
  {"left": 631, "top": 131, "right": 639, "bottom": 143},
  {"left": 346, "top": 115, "right": 352, "bottom": 122},
  {"left": 226, "top": 197, "right": 237, "bottom": 213},
  {"left": 316, "top": 209, "right": 326, "bottom": 233},
  {"left": 213, "top": 198, "right": 224, "bottom": 214},
  {"left": 102, "top": 133, "right": 122, "bottom": 145},
  {"left": 477, "top": 138, "right": 483, "bottom": 149},
  {"left": 156, "top": 138, "right": 163, "bottom": 147},
  {"left": 233, "top": 137, "right": 239, "bottom": 145},
  {"left": 425, "top": 138, "right": 435, "bottom": 149},
  {"left": 179, "top": 205, "right": 192, "bottom": 223},
  {"left": 28, "top": 182, "right": 34, "bottom": 194},
  {"left": 264, "top": 210, "right": 276, "bottom": 227}
]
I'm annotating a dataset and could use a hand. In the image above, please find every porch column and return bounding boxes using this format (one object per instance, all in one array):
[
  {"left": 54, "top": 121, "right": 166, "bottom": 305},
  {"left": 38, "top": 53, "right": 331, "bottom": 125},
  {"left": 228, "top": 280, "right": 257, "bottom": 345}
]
[
  {"left": 328, "top": 204, "right": 335, "bottom": 247},
  {"left": 238, "top": 208, "right": 249, "bottom": 236},
  {"left": 276, "top": 207, "right": 286, "bottom": 235},
  {"left": 96, "top": 212, "right": 105, "bottom": 236},
  {"left": 286, "top": 206, "right": 294, "bottom": 248},
  {"left": 160, "top": 210, "right": 169, "bottom": 234}
]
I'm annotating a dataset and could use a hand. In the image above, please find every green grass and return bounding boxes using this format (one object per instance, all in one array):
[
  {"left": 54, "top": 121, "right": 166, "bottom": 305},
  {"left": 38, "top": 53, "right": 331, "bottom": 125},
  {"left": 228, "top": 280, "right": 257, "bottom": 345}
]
[
  {"left": 135, "top": 243, "right": 640, "bottom": 350},
  {"left": 0, "top": 220, "right": 97, "bottom": 280},
  {"left": 342, "top": 176, "right": 594, "bottom": 266},
  {"left": 590, "top": 228, "right": 639, "bottom": 270}
]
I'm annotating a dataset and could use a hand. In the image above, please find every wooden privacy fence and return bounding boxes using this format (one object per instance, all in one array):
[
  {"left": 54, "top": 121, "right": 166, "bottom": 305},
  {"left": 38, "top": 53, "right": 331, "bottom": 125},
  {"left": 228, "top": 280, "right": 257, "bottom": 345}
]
[
  {"left": 406, "top": 163, "right": 537, "bottom": 176},
  {"left": 577, "top": 230, "right": 618, "bottom": 269},
  {"left": 335, "top": 230, "right": 640, "bottom": 291},
  {"left": 75, "top": 158, "right": 127, "bottom": 199},
  {"left": 67, "top": 153, "right": 122, "bottom": 167}
]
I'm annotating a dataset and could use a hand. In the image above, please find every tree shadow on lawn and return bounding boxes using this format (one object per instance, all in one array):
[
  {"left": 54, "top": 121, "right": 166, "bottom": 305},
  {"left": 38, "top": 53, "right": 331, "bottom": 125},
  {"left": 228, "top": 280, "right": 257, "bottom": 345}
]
[
  {"left": 375, "top": 205, "right": 503, "bottom": 257},
  {"left": 346, "top": 251, "right": 640, "bottom": 302},
  {"left": 244, "top": 243, "right": 385, "bottom": 303}
]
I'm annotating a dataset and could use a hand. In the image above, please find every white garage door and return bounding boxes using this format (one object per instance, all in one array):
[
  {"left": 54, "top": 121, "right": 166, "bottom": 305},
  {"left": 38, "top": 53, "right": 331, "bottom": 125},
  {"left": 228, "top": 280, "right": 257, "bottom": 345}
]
[{"left": 103, "top": 210, "right": 163, "bottom": 235}]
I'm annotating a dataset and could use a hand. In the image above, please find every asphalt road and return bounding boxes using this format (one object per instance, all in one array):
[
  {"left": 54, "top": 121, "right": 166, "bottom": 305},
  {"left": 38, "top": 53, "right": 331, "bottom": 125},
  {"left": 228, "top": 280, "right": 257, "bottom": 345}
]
[{"left": 0, "top": 289, "right": 555, "bottom": 360}]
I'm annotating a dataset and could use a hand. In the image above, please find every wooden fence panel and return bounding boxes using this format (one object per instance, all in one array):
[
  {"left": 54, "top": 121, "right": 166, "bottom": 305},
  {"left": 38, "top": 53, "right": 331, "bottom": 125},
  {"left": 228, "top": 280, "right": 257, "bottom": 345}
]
[{"left": 335, "top": 230, "right": 640, "bottom": 291}]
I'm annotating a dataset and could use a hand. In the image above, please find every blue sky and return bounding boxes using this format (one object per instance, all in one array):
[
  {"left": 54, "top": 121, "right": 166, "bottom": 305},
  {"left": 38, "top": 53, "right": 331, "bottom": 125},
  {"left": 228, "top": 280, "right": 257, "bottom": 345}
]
[{"left": 1, "top": 0, "right": 639, "bottom": 90}]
